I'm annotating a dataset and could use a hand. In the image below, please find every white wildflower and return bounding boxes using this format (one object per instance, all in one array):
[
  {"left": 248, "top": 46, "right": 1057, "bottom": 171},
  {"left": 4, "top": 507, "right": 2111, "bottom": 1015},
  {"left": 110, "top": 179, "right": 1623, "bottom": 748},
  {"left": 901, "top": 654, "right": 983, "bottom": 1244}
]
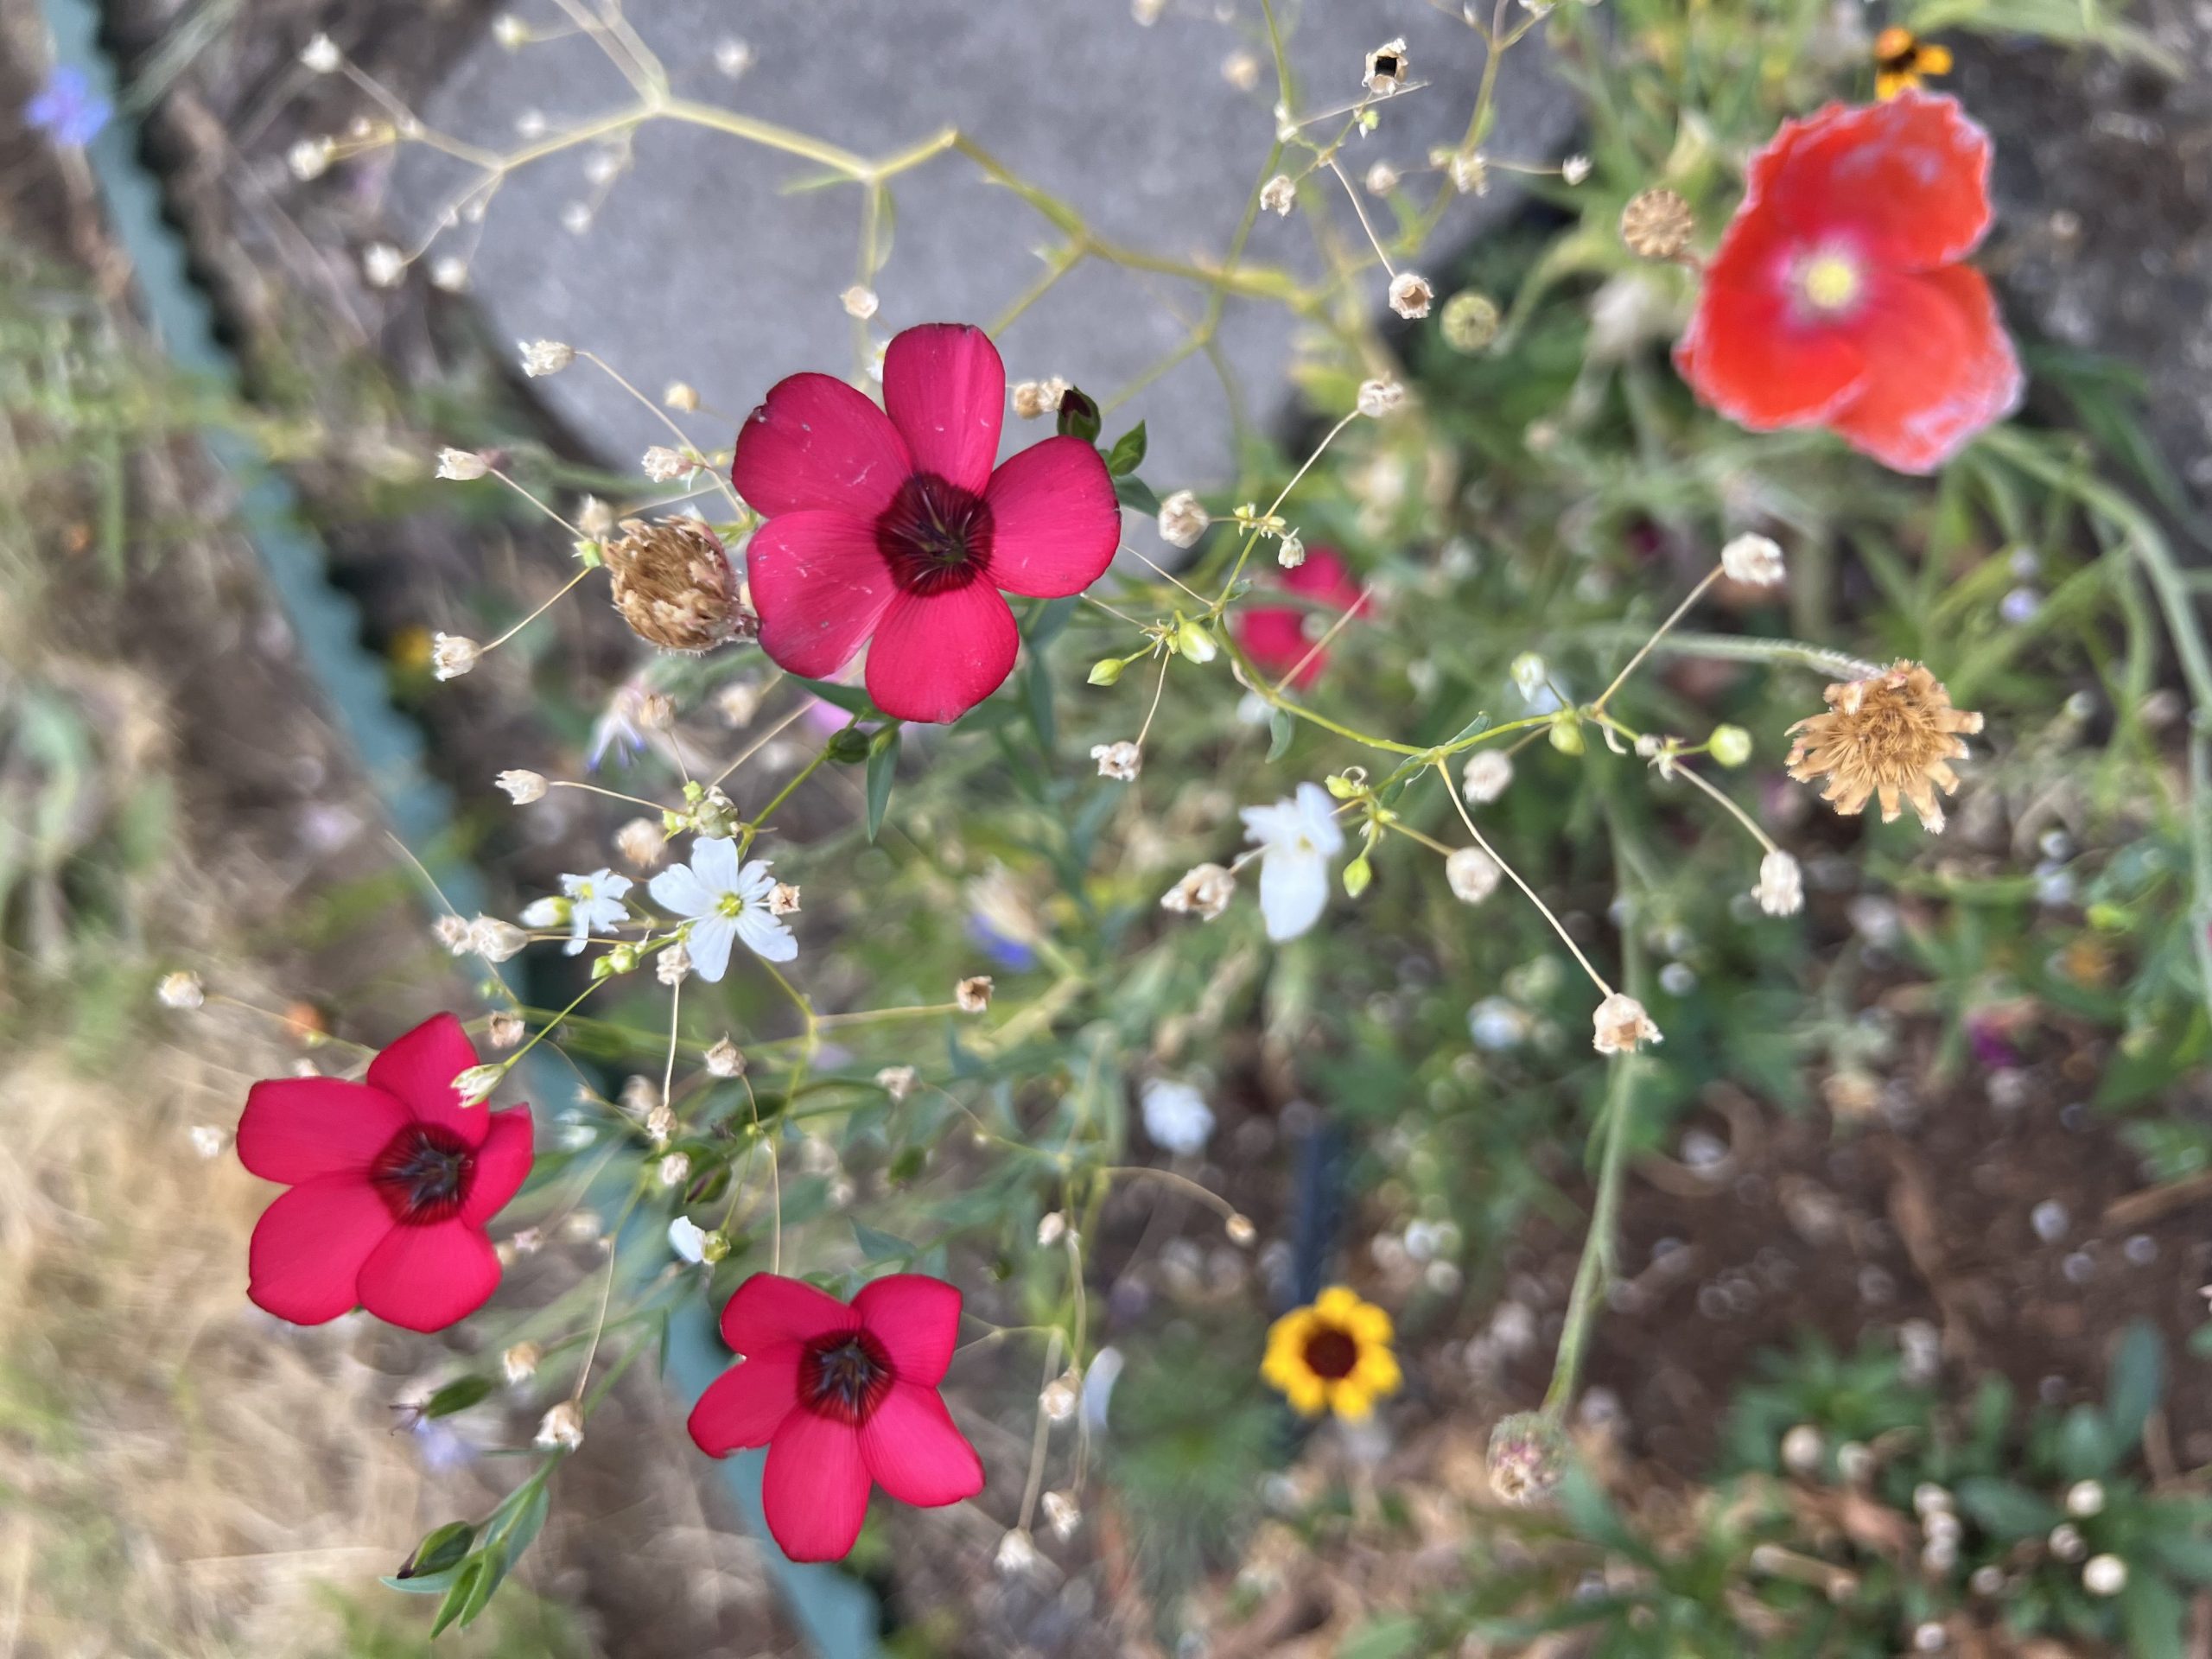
[
  {"left": 1158, "top": 489, "right": 1210, "bottom": 550},
  {"left": 648, "top": 841, "right": 796, "bottom": 979},
  {"left": 1239, "top": 782, "right": 1344, "bottom": 942},
  {"left": 431, "top": 633, "right": 481, "bottom": 680},
  {"left": 669, "top": 1215, "right": 708, "bottom": 1264},
  {"left": 468, "top": 916, "right": 529, "bottom": 963},
  {"left": 1446, "top": 846, "right": 1501, "bottom": 905},
  {"left": 1388, "top": 270, "right": 1434, "bottom": 320},
  {"left": 1753, "top": 850, "right": 1804, "bottom": 917},
  {"left": 1141, "top": 1077, "right": 1215, "bottom": 1154},
  {"left": 1592, "top": 992, "right": 1662, "bottom": 1055},
  {"left": 1091, "top": 741, "right": 1142, "bottom": 781},
  {"left": 1261, "top": 173, "right": 1296, "bottom": 215},
  {"left": 558, "top": 868, "right": 633, "bottom": 954},
  {"left": 534, "top": 1402, "right": 585, "bottom": 1451},
  {"left": 1720, "top": 532, "right": 1786, "bottom": 587},
  {"left": 1462, "top": 751, "right": 1513, "bottom": 804},
  {"left": 1356, "top": 377, "right": 1404, "bottom": 418},
  {"left": 1161, "top": 862, "right": 1236, "bottom": 921}
]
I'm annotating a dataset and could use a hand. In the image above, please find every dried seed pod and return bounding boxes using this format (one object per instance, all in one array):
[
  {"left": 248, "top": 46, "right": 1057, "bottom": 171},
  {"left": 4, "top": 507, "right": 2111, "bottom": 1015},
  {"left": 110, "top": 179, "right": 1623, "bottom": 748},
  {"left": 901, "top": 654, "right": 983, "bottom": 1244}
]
[
  {"left": 603, "top": 517, "right": 756, "bottom": 652},
  {"left": 1620, "top": 188, "right": 1695, "bottom": 261}
]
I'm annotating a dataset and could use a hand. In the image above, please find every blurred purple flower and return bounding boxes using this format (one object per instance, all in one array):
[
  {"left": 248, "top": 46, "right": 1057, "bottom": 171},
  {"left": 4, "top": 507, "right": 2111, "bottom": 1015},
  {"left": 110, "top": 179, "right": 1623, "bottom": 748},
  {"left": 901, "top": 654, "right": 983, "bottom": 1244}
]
[
  {"left": 967, "top": 911, "right": 1037, "bottom": 972},
  {"left": 410, "top": 1416, "right": 474, "bottom": 1472},
  {"left": 587, "top": 682, "right": 651, "bottom": 771},
  {"left": 26, "top": 67, "right": 111, "bottom": 148},
  {"left": 1966, "top": 1010, "right": 2018, "bottom": 1070}
]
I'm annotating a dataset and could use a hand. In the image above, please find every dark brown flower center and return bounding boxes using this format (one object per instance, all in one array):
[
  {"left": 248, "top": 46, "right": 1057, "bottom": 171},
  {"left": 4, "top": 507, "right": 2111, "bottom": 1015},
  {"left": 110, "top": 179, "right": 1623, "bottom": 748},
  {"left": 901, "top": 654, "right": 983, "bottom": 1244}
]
[
  {"left": 370, "top": 1124, "right": 474, "bottom": 1225},
  {"left": 875, "top": 472, "right": 994, "bottom": 597},
  {"left": 1302, "top": 1324, "right": 1360, "bottom": 1381},
  {"left": 802, "top": 1329, "right": 896, "bottom": 1425}
]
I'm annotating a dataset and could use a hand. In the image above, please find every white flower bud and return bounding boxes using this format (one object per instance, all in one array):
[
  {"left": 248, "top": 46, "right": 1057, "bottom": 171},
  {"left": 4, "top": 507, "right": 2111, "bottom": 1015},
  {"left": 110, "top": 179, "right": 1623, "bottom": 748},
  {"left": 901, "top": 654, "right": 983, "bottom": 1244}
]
[
  {"left": 468, "top": 916, "right": 529, "bottom": 962},
  {"left": 300, "top": 34, "right": 341, "bottom": 73},
  {"left": 2064, "top": 1479, "right": 2106, "bottom": 1517},
  {"left": 1446, "top": 846, "right": 1501, "bottom": 905},
  {"left": 1753, "top": 850, "right": 1803, "bottom": 917},
  {"left": 994, "top": 1529, "right": 1039, "bottom": 1576},
  {"left": 518, "top": 340, "right": 575, "bottom": 378},
  {"left": 2082, "top": 1554, "right": 2126, "bottom": 1596},
  {"left": 669, "top": 1215, "right": 708, "bottom": 1263},
  {"left": 1780, "top": 1423, "right": 1823, "bottom": 1475},
  {"left": 1356, "top": 377, "right": 1404, "bottom": 418},
  {"left": 1157, "top": 490, "right": 1210, "bottom": 550},
  {"left": 1276, "top": 530, "right": 1306, "bottom": 569},
  {"left": 1462, "top": 751, "right": 1512, "bottom": 804},
  {"left": 431, "top": 633, "right": 481, "bottom": 681},
  {"left": 157, "top": 970, "right": 206, "bottom": 1010},
  {"left": 1037, "top": 1212, "right": 1067, "bottom": 1246},
  {"left": 840, "top": 284, "right": 879, "bottom": 320},
  {"left": 1720, "top": 532, "right": 1786, "bottom": 587},
  {"left": 436, "top": 447, "right": 489, "bottom": 481},
  {"left": 453, "top": 1064, "right": 505, "bottom": 1107},
  {"left": 518, "top": 895, "right": 565, "bottom": 928},
  {"left": 362, "top": 243, "right": 405, "bottom": 288},
  {"left": 1561, "top": 154, "right": 1592, "bottom": 185}
]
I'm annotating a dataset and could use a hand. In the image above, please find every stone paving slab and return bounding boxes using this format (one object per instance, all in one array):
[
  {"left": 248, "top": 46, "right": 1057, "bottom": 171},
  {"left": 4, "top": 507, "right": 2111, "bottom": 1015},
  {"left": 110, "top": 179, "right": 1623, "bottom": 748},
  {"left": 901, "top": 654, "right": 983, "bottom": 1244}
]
[{"left": 393, "top": 0, "right": 1575, "bottom": 487}]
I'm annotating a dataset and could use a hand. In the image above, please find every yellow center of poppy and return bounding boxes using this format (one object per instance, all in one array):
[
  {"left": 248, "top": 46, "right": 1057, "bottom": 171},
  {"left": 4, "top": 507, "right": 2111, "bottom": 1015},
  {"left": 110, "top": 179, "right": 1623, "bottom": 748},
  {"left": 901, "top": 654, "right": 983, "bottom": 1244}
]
[{"left": 1800, "top": 253, "right": 1862, "bottom": 313}]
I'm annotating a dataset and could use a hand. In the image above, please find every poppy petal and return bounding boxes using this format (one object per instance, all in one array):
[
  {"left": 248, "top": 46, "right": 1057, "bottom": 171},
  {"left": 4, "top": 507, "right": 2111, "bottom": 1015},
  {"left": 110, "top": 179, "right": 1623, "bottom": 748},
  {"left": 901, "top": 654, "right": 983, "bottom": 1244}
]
[
  {"left": 981, "top": 435, "right": 1122, "bottom": 598},
  {"left": 861, "top": 1382, "right": 985, "bottom": 1508},
  {"left": 732, "top": 372, "right": 911, "bottom": 519},
  {"left": 1235, "top": 604, "right": 1323, "bottom": 685},
  {"left": 852, "top": 1273, "right": 963, "bottom": 1387},
  {"left": 761, "top": 1408, "right": 873, "bottom": 1561},
  {"left": 1754, "top": 91, "right": 1994, "bottom": 270},
  {"left": 883, "top": 324, "right": 1004, "bottom": 497},
  {"left": 236, "top": 1076, "right": 411, "bottom": 1185},
  {"left": 355, "top": 1218, "right": 502, "bottom": 1332},
  {"left": 365, "top": 1014, "right": 490, "bottom": 1147},
  {"left": 719, "top": 1272, "right": 860, "bottom": 1357},
  {"left": 863, "top": 583, "right": 1019, "bottom": 725},
  {"left": 746, "top": 510, "right": 899, "bottom": 681},
  {"left": 1822, "top": 265, "right": 2022, "bottom": 474},
  {"left": 1674, "top": 259, "right": 1868, "bottom": 434},
  {"left": 688, "top": 1351, "right": 804, "bottom": 1453},
  {"left": 459, "top": 1106, "right": 535, "bottom": 1226},
  {"left": 246, "top": 1174, "right": 395, "bottom": 1325}
]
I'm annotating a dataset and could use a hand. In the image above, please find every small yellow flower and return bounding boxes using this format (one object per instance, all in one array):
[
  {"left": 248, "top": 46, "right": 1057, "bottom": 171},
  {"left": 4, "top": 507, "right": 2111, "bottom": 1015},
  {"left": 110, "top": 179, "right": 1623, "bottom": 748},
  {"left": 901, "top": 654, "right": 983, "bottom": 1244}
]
[
  {"left": 1261, "top": 1287, "right": 1401, "bottom": 1420},
  {"left": 1874, "top": 28, "right": 1952, "bottom": 99}
]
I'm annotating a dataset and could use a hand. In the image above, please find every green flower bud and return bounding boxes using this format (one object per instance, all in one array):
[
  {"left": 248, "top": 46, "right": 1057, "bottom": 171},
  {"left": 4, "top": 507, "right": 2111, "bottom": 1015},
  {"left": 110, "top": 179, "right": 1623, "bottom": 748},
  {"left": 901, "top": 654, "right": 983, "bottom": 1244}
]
[
  {"left": 1709, "top": 724, "right": 1753, "bottom": 767},
  {"left": 1440, "top": 290, "right": 1502, "bottom": 353},
  {"left": 699, "top": 1229, "right": 731, "bottom": 1264},
  {"left": 1548, "top": 715, "right": 1585, "bottom": 755},
  {"left": 1173, "top": 615, "right": 1217, "bottom": 665},
  {"left": 1342, "top": 855, "right": 1372, "bottom": 898},
  {"left": 1088, "top": 656, "right": 1128, "bottom": 687}
]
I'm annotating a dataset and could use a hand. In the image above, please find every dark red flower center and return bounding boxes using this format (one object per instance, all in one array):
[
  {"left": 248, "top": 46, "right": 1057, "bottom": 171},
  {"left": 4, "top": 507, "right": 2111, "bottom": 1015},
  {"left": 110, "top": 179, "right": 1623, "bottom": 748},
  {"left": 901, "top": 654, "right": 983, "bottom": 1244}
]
[
  {"left": 1302, "top": 1324, "right": 1360, "bottom": 1381},
  {"left": 875, "top": 472, "right": 995, "bottom": 597},
  {"left": 370, "top": 1123, "right": 474, "bottom": 1225},
  {"left": 802, "top": 1328, "right": 896, "bottom": 1425}
]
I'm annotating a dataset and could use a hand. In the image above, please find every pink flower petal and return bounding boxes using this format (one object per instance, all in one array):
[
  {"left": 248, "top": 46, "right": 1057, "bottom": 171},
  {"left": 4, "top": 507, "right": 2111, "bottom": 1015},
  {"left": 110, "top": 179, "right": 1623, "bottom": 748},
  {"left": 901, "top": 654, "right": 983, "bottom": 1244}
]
[
  {"left": 863, "top": 583, "right": 1019, "bottom": 725},
  {"left": 1822, "top": 264, "right": 2022, "bottom": 474},
  {"left": 688, "top": 1351, "right": 804, "bottom": 1453},
  {"left": 720, "top": 1272, "right": 861, "bottom": 1357},
  {"left": 365, "top": 1014, "right": 489, "bottom": 1146},
  {"left": 747, "top": 510, "right": 899, "bottom": 681},
  {"left": 355, "top": 1218, "right": 503, "bottom": 1332},
  {"left": 236, "top": 1076, "right": 411, "bottom": 1185},
  {"left": 459, "top": 1106, "right": 535, "bottom": 1226},
  {"left": 852, "top": 1274, "right": 963, "bottom": 1388},
  {"left": 761, "top": 1408, "right": 873, "bottom": 1561},
  {"left": 246, "top": 1174, "right": 396, "bottom": 1325},
  {"left": 860, "top": 1382, "right": 985, "bottom": 1509},
  {"left": 982, "top": 435, "right": 1122, "bottom": 599},
  {"left": 733, "top": 372, "right": 911, "bottom": 519},
  {"left": 883, "top": 324, "right": 1004, "bottom": 497}
]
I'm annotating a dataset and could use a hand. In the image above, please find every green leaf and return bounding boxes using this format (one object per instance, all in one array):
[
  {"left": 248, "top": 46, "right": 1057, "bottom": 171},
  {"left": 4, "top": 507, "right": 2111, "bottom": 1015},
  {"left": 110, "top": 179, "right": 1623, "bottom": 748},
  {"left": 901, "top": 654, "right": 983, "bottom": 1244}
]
[
  {"left": 1023, "top": 654, "right": 1056, "bottom": 753},
  {"left": 1026, "top": 595, "right": 1078, "bottom": 646},
  {"left": 1265, "top": 708, "right": 1294, "bottom": 761},
  {"left": 865, "top": 725, "right": 900, "bottom": 842},
  {"left": 2120, "top": 1570, "right": 2187, "bottom": 1659},
  {"left": 421, "top": 1376, "right": 493, "bottom": 1418},
  {"left": 853, "top": 1219, "right": 915, "bottom": 1262},
  {"left": 2106, "top": 1320, "right": 2164, "bottom": 1452},
  {"left": 1056, "top": 387, "right": 1101, "bottom": 442},
  {"left": 480, "top": 1482, "right": 550, "bottom": 1599},
  {"left": 1955, "top": 1477, "right": 2061, "bottom": 1540},
  {"left": 792, "top": 677, "right": 874, "bottom": 716},
  {"left": 429, "top": 1560, "right": 484, "bottom": 1637},
  {"left": 2058, "top": 1402, "right": 2117, "bottom": 1480},
  {"left": 398, "top": 1519, "right": 478, "bottom": 1581},
  {"left": 1338, "top": 1616, "right": 1421, "bottom": 1659},
  {"left": 1104, "top": 422, "right": 1147, "bottom": 476},
  {"left": 1114, "top": 474, "right": 1161, "bottom": 515}
]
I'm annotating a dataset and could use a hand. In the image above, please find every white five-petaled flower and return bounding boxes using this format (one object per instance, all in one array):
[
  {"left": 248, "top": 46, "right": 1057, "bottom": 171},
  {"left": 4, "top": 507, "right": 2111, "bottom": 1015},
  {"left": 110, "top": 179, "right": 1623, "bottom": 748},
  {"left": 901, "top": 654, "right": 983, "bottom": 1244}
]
[
  {"left": 647, "top": 838, "right": 796, "bottom": 980},
  {"left": 1140, "top": 1077, "right": 1215, "bottom": 1155},
  {"left": 1239, "top": 782, "right": 1344, "bottom": 942},
  {"left": 558, "top": 868, "right": 633, "bottom": 954},
  {"left": 669, "top": 1215, "right": 709, "bottom": 1264}
]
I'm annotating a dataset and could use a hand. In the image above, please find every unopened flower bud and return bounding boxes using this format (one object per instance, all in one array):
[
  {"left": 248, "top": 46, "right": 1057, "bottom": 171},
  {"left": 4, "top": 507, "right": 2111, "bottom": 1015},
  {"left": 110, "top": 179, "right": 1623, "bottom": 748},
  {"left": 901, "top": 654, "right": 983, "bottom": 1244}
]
[
  {"left": 1446, "top": 846, "right": 1501, "bottom": 905},
  {"left": 1158, "top": 490, "right": 1210, "bottom": 550},
  {"left": 1041, "top": 1490, "right": 1080, "bottom": 1540},
  {"left": 468, "top": 916, "right": 529, "bottom": 962},
  {"left": 1040, "top": 1373, "right": 1079, "bottom": 1421},
  {"left": 2049, "top": 1521, "right": 2085, "bottom": 1560},
  {"left": 431, "top": 633, "right": 481, "bottom": 681},
  {"left": 1720, "top": 533, "right": 1786, "bottom": 587},
  {"left": 1486, "top": 1410, "right": 1567, "bottom": 1505},
  {"left": 454, "top": 1064, "right": 505, "bottom": 1107},
  {"left": 603, "top": 517, "right": 753, "bottom": 653},
  {"left": 1708, "top": 725, "right": 1753, "bottom": 767},
  {"left": 1356, "top": 377, "right": 1404, "bottom": 418},
  {"left": 1592, "top": 993, "right": 1662, "bottom": 1055},
  {"left": 994, "top": 1529, "right": 1039, "bottom": 1576},
  {"left": 1754, "top": 850, "right": 1803, "bottom": 917},
  {"left": 488, "top": 1011, "right": 525, "bottom": 1049},
  {"left": 1781, "top": 1423, "right": 1823, "bottom": 1475},
  {"left": 1440, "top": 290, "right": 1501, "bottom": 353},
  {"left": 706, "top": 1038, "right": 744, "bottom": 1077},
  {"left": 1226, "top": 1213, "right": 1257, "bottom": 1246},
  {"left": 2064, "top": 1479, "right": 2106, "bottom": 1518},
  {"left": 2082, "top": 1554, "right": 2126, "bottom": 1596},
  {"left": 663, "top": 381, "right": 700, "bottom": 411},
  {"left": 518, "top": 339, "right": 574, "bottom": 377},
  {"left": 1462, "top": 751, "right": 1513, "bottom": 804},
  {"left": 956, "top": 976, "right": 994, "bottom": 1014}
]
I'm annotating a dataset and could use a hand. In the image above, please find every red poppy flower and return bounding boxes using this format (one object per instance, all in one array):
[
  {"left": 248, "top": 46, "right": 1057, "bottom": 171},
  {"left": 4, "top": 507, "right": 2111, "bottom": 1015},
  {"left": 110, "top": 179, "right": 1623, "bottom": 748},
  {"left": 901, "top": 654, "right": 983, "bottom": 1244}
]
[
  {"left": 688, "top": 1272, "right": 984, "bottom": 1561},
  {"left": 1674, "top": 92, "right": 2022, "bottom": 474},
  {"left": 236, "top": 1014, "right": 532, "bottom": 1332},
  {"left": 732, "top": 324, "right": 1123, "bottom": 724},
  {"left": 1231, "top": 548, "right": 1367, "bottom": 688}
]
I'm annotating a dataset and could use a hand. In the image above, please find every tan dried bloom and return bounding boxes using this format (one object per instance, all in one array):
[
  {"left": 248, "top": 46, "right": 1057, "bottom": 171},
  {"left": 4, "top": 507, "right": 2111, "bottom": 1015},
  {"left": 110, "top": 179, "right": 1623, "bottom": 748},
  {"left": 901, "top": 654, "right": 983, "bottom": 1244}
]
[
  {"left": 487, "top": 1010, "right": 526, "bottom": 1048},
  {"left": 1592, "top": 992, "right": 1662, "bottom": 1054},
  {"left": 1356, "top": 377, "right": 1405, "bottom": 418},
  {"left": 1091, "top": 741, "right": 1142, "bottom": 781},
  {"left": 876, "top": 1065, "right": 918, "bottom": 1102},
  {"left": 1621, "top": 188, "right": 1695, "bottom": 261},
  {"left": 641, "top": 446, "right": 688, "bottom": 483},
  {"left": 603, "top": 517, "right": 756, "bottom": 653},
  {"left": 518, "top": 339, "right": 574, "bottom": 377},
  {"left": 663, "top": 381, "right": 701, "bottom": 411},
  {"left": 705, "top": 1037, "right": 745, "bottom": 1077},
  {"left": 1785, "top": 661, "right": 1982, "bottom": 833},
  {"left": 436, "top": 447, "right": 489, "bottom": 481},
  {"left": 768, "top": 882, "right": 802, "bottom": 916},
  {"left": 1161, "top": 862, "right": 1236, "bottom": 920},
  {"left": 956, "top": 976, "right": 994, "bottom": 1014},
  {"left": 1720, "top": 532, "right": 1785, "bottom": 587},
  {"left": 1388, "top": 270, "right": 1434, "bottom": 320},
  {"left": 841, "top": 284, "right": 880, "bottom": 320},
  {"left": 497, "top": 768, "right": 547, "bottom": 804},
  {"left": 1362, "top": 37, "right": 1409, "bottom": 95},
  {"left": 616, "top": 816, "right": 665, "bottom": 868},
  {"left": 1363, "top": 160, "right": 1401, "bottom": 196},
  {"left": 157, "top": 970, "right": 206, "bottom": 1010},
  {"left": 431, "top": 633, "right": 481, "bottom": 680},
  {"left": 1261, "top": 173, "right": 1297, "bottom": 215}
]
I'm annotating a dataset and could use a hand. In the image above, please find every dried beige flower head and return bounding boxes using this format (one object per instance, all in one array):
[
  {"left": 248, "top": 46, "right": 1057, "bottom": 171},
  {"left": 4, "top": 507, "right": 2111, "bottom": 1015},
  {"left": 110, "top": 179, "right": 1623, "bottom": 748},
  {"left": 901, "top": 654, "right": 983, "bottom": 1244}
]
[
  {"left": 1161, "top": 862, "right": 1237, "bottom": 920},
  {"left": 1362, "top": 37, "right": 1409, "bottom": 95},
  {"left": 1786, "top": 661, "right": 1982, "bottom": 833},
  {"left": 1356, "top": 377, "right": 1405, "bottom": 418},
  {"left": 956, "top": 976, "right": 995, "bottom": 1014},
  {"left": 876, "top": 1065, "right": 918, "bottom": 1102},
  {"left": 488, "top": 1010, "right": 526, "bottom": 1049},
  {"left": 1720, "top": 532, "right": 1785, "bottom": 587},
  {"left": 497, "top": 768, "right": 547, "bottom": 804},
  {"left": 535, "top": 1401, "right": 584, "bottom": 1451},
  {"left": 1486, "top": 1411, "right": 1567, "bottom": 1505},
  {"left": 641, "top": 445, "right": 688, "bottom": 483},
  {"left": 1158, "top": 489, "right": 1210, "bottom": 550},
  {"left": 603, "top": 517, "right": 756, "bottom": 653},
  {"left": 1753, "top": 849, "right": 1804, "bottom": 917},
  {"left": 1445, "top": 846, "right": 1501, "bottom": 905},
  {"left": 841, "top": 284, "right": 880, "bottom": 320},
  {"left": 436, "top": 447, "right": 489, "bottom": 481},
  {"left": 502, "top": 1340, "right": 541, "bottom": 1384},
  {"left": 1592, "top": 992, "right": 1662, "bottom": 1054},
  {"left": 769, "top": 882, "right": 802, "bottom": 916},
  {"left": 1620, "top": 188, "right": 1695, "bottom": 261},
  {"left": 1443, "top": 149, "right": 1490, "bottom": 196},
  {"left": 518, "top": 339, "right": 574, "bottom": 377},
  {"left": 1388, "top": 270, "right": 1434, "bottom": 320},
  {"left": 1260, "top": 173, "right": 1297, "bottom": 215},
  {"left": 157, "top": 970, "right": 206, "bottom": 1010},
  {"left": 705, "top": 1037, "right": 745, "bottom": 1077},
  {"left": 616, "top": 816, "right": 664, "bottom": 868},
  {"left": 432, "top": 633, "right": 481, "bottom": 680}
]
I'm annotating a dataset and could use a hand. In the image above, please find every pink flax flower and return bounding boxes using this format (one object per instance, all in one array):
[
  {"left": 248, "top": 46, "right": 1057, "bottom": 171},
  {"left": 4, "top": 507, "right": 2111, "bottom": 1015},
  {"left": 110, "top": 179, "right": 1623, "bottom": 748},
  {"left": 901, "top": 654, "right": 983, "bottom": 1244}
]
[
  {"left": 1232, "top": 547, "right": 1367, "bottom": 688},
  {"left": 732, "top": 323, "right": 1122, "bottom": 723},
  {"left": 689, "top": 1272, "right": 984, "bottom": 1561},
  {"left": 236, "top": 1013, "right": 532, "bottom": 1332},
  {"left": 1673, "top": 92, "right": 2021, "bottom": 474}
]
